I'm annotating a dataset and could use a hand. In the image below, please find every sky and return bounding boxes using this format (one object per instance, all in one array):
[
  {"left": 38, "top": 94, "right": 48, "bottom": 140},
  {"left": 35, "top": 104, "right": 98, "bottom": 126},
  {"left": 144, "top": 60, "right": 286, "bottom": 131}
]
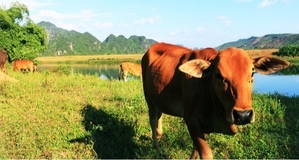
[{"left": 1, "top": 0, "right": 299, "bottom": 48}]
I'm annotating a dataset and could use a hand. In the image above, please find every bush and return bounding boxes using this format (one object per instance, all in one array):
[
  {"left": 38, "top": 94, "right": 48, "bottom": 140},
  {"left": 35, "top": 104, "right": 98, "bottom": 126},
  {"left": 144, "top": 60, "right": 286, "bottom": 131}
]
[{"left": 277, "top": 45, "right": 299, "bottom": 57}]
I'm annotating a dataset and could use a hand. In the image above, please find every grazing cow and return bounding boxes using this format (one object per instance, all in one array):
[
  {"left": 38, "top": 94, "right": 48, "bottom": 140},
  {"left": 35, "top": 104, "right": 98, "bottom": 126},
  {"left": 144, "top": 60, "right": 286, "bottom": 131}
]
[
  {"left": 0, "top": 50, "right": 8, "bottom": 73},
  {"left": 118, "top": 62, "right": 142, "bottom": 81},
  {"left": 141, "top": 43, "right": 290, "bottom": 159},
  {"left": 13, "top": 60, "right": 37, "bottom": 73}
]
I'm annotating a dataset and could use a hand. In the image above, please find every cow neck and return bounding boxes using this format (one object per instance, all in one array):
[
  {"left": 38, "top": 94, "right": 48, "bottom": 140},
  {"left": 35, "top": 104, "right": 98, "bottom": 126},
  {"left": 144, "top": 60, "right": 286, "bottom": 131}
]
[{"left": 203, "top": 73, "right": 229, "bottom": 131}]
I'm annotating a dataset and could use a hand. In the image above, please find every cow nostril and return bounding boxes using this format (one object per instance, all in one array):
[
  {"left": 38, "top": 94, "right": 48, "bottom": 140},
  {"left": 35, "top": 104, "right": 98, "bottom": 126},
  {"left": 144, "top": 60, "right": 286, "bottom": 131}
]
[{"left": 233, "top": 110, "right": 253, "bottom": 125}]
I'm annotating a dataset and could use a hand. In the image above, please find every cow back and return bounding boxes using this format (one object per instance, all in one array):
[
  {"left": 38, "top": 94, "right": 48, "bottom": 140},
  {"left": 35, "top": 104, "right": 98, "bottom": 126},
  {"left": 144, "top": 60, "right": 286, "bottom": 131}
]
[
  {"left": 142, "top": 43, "right": 218, "bottom": 94},
  {"left": 13, "top": 60, "right": 35, "bottom": 72}
]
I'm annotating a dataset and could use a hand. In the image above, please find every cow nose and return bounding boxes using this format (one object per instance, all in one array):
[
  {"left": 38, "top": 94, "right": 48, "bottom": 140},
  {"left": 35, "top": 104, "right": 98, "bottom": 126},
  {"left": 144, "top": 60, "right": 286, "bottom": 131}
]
[{"left": 233, "top": 109, "right": 253, "bottom": 125}]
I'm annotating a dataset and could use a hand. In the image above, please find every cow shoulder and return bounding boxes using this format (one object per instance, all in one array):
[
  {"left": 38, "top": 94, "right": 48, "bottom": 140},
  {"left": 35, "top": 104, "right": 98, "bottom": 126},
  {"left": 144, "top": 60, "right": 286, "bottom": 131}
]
[
  {"left": 253, "top": 56, "right": 290, "bottom": 74},
  {"left": 145, "top": 43, "right": 192, "bottom": 93}
]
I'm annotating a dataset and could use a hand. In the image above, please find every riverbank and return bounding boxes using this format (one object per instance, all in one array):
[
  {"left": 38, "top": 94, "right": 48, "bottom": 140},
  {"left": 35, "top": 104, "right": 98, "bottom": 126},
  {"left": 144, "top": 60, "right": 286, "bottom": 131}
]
[{"left": 36, "top": 54, "right": 144, "bottom": 64}]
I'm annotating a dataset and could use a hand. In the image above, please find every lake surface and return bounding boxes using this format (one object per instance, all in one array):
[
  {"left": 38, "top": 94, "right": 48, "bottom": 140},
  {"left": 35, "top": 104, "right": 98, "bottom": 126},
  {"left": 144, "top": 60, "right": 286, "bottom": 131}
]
[
  {"left": 254, "top": 74, "right": 299, "bottom": 96},
  {"left": 39, "top": 64, "right": 299, "bottom": 96}
]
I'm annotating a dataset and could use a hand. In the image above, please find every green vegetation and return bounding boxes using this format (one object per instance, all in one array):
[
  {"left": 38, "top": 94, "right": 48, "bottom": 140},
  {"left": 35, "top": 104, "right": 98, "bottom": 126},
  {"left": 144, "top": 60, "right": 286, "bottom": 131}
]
[
  {"left": 276, "top": 45, "right": 299, "bottom": 57},
  {"left": 1, "top": 69, "right": 298, "bottom": 159},
  {"left": 0, "top": 2, "right": 47, "bottom": 61},
  {"left": 38, "top": 21, "right": 157, "bottom": 56},
  {"left": 1, "top": 2, "right": 299, "bottom": 159}
]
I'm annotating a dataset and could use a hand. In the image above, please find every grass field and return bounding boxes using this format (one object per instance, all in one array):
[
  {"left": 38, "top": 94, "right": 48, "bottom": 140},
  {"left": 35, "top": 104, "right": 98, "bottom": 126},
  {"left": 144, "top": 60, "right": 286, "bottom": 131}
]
[
  {"left": 36, "top": 54, "right": 144, "bottom": 64},
  {"left": 1, "top": 68, "right": 299, "bottom": 159}
]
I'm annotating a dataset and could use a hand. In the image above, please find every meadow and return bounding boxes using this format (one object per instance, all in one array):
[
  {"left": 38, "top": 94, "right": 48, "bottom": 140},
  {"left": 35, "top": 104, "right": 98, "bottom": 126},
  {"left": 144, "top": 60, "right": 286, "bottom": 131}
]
[{"left": 1, "top": 67, "right": 299, "bottom": 159}]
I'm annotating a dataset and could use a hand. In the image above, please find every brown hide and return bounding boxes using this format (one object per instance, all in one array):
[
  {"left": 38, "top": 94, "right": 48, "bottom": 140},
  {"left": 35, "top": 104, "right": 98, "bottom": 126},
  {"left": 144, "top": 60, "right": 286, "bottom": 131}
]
[
  {"left": 118, "top": 62, "right": 142, "bottom": 81},
  {"left": 13, "top": 60, "right": 37, "bottom": 73},
  {"left": 141, "top": 42, "right": 290, "bottom": 159},
  {"left": 0, "top": 50, "right": 8, "bottom": 73}
]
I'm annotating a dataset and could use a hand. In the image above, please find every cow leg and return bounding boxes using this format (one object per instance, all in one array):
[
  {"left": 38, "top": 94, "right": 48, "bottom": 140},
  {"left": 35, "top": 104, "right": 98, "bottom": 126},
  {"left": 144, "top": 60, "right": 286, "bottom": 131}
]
[
  {"left": 186, "top": 120, "right": 213, "bottom": 159},
  {"left": 118, "top": 69, "right": 123, "bottom": 80},
  {"left": 190, "top": 144, "right": 199, "bottom": 159},
  {"left": 123, "top": 71, "right": 128, "bottom": 82},
  {"left": 149, "top": 106, "right": 163, "bottom": 152},
  {"left": 29, "top": 67, "right": 33, "bottom": 73}
]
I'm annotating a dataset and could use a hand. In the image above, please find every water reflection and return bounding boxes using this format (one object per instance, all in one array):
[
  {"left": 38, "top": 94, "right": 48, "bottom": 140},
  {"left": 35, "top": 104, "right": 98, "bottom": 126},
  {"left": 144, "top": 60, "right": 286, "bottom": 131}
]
[{"left": 38, "top": 64, "right": 299, "bottom": 96}]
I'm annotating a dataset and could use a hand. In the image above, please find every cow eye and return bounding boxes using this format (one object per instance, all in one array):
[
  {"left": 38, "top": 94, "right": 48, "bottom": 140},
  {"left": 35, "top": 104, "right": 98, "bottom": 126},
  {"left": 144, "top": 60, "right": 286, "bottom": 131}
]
[{"left": 251, "top": 68, "right": 256, "bottom": 77}]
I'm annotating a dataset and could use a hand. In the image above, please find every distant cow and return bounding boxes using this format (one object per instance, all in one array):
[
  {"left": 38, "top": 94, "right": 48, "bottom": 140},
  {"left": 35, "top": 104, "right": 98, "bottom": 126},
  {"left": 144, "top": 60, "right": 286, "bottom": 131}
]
[
  {"left": 118, "top": 62, "right": 142, "bottom": 81},
  {"left": 13, "top": 60, "right": 37, "bottom": 73},
  {"left": 141, "top": 43, "right": 290, "bottom": 159},
  {"left": 0, "top": 50, "right": 8, "bottom": 73}
]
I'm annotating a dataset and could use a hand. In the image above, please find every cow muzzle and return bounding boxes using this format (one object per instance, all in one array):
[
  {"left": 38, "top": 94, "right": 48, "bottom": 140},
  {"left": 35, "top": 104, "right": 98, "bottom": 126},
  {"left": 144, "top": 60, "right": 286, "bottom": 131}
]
[{"left": 233, "top": 109, "right": 254, "bottom": 125}]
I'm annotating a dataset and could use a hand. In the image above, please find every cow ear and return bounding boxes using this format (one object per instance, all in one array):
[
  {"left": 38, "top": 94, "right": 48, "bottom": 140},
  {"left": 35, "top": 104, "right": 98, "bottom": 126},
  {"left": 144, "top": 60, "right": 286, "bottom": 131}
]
[
  {"left": 253, "top": 56, "right": 290, "bottom": 74},
  {"left": 179, "top": 59, "right": 211, "bottom": 78}
]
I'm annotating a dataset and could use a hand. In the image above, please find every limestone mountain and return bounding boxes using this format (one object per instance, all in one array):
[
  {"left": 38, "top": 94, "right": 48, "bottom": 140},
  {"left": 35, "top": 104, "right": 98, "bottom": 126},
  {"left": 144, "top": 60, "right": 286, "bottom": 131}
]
[
  {"left": 38, "top": 21, "right": 157, "bottom": 56},
  {"left": 217, "top": 34, "right": 299, "bottom": 50}
]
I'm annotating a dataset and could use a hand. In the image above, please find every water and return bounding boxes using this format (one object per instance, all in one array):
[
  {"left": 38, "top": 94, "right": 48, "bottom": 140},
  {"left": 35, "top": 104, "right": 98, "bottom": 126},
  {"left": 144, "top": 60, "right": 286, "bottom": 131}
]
[
  {"left": 254, "top": 74, "right": 299, "bottom": 96},
  {"left": 38, "top": 64, "right": 299, "bottom": 96}
]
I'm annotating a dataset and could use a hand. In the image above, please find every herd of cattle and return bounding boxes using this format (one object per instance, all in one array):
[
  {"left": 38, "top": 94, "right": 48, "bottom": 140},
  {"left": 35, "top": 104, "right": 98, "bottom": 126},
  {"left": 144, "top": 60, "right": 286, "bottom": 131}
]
[
  {"left": 0, "top": 50, "right": 37, "bottom": 74},
  {"left": 1, "top": 43, "right": 290, "bottom": 158}
]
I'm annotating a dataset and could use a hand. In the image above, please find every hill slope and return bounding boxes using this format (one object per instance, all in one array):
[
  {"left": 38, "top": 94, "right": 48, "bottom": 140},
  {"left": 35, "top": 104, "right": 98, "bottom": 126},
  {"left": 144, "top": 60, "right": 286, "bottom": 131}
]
[
  {"left": 216, "top": 34, "right": 299, "bottom": 50},
  {"left": 38, "top": 21, "right": 157, "bottom": 56}
]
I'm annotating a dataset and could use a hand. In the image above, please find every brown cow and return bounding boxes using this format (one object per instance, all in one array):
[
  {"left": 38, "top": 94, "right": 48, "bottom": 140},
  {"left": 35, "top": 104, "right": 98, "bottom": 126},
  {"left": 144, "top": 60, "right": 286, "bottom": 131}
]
[
  {"left": 0, "top": 50, "right": 8, "bottom": 73},
  {"left": 141, "top": 43, "right": 290, "bottom": 159},
  {"left": 118, "top": 62, "right": 142, "bottom": 81},
  {"left": 13, "top": 60, "right": 37, "bottom": 73}
]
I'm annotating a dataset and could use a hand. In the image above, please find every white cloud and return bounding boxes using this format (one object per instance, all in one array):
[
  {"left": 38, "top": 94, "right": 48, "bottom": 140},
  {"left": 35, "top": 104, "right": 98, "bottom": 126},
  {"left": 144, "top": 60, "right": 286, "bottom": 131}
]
[
  {"left": 0, "top": 0, "right": 53, "bottom": 11},
  {"left": 218, "top": 16, "right": 232, "bottom": 26},
  {"left": 32, "top": 9, "right": 112, "bottom": 27},
  {"left": 168, "top": 29, "right": 189, "bottom": 37},
  {"left": 134, "top": 16, "right": 161, "bottom": 25},
  {"left": 197, "top": 27, "right": 205, "bottom": 33},
  {"left": 258, "top": 0, "right": 277, "bottom": 8},
  {"left": 58, "top": 23, "right": 77, "bottom": 31},
  {"left": 37, "top": 10, "right": 65, "bottom": 20},
  {"left": 94, "top": 22, "right": 114, "bottom": 29},
  {"left": 80, "top": 10, "right": 98, "bottom": 21}
]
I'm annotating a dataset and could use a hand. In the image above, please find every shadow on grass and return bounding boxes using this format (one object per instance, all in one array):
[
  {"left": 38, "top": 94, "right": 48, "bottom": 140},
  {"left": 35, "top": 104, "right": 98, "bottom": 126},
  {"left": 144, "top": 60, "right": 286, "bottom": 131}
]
[
  {"left": 271, "top": 94, "right": 299, "bottom": 158},
  {"left": 70, "top": 104, "right": 143, "bottom": 158}
]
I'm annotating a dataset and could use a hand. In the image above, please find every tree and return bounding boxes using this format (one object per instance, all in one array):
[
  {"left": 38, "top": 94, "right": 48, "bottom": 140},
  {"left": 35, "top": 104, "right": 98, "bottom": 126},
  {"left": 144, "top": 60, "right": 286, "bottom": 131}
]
[{"left": 0, "top": 2, "right": 47, "bottom": 62}]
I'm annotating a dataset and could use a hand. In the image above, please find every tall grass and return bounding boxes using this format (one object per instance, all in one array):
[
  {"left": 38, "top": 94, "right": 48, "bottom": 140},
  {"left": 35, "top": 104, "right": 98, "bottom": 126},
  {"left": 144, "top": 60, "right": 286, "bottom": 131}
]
[{"left": 1, "top": 70, "right": 298, "bottom": 159}]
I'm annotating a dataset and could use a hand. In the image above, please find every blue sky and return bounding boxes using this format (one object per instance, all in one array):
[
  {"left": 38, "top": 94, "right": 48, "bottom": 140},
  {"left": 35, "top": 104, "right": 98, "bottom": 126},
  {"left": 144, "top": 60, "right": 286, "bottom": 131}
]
[{"left": 1, "top": 0, "right": 299, "bottom": 48}]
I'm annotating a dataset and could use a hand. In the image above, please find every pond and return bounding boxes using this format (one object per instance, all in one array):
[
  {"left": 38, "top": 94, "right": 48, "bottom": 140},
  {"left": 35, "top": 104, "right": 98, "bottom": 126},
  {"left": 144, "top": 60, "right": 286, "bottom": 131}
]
[{"left": 38, "top": 64, "right": 299, "bottom": 96}]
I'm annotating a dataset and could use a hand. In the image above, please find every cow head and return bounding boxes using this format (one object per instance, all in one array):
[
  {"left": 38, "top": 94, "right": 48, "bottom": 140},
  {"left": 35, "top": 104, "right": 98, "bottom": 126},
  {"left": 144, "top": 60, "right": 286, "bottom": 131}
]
[{"left": 179, "top": 48, "right": 290, "bottom": 128}]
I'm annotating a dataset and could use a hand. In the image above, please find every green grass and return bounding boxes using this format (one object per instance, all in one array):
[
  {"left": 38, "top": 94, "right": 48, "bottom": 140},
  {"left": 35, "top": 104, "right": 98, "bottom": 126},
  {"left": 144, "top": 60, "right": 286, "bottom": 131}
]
[{"left": 1, "top": 70, "right": 299, "bottom": 159}]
